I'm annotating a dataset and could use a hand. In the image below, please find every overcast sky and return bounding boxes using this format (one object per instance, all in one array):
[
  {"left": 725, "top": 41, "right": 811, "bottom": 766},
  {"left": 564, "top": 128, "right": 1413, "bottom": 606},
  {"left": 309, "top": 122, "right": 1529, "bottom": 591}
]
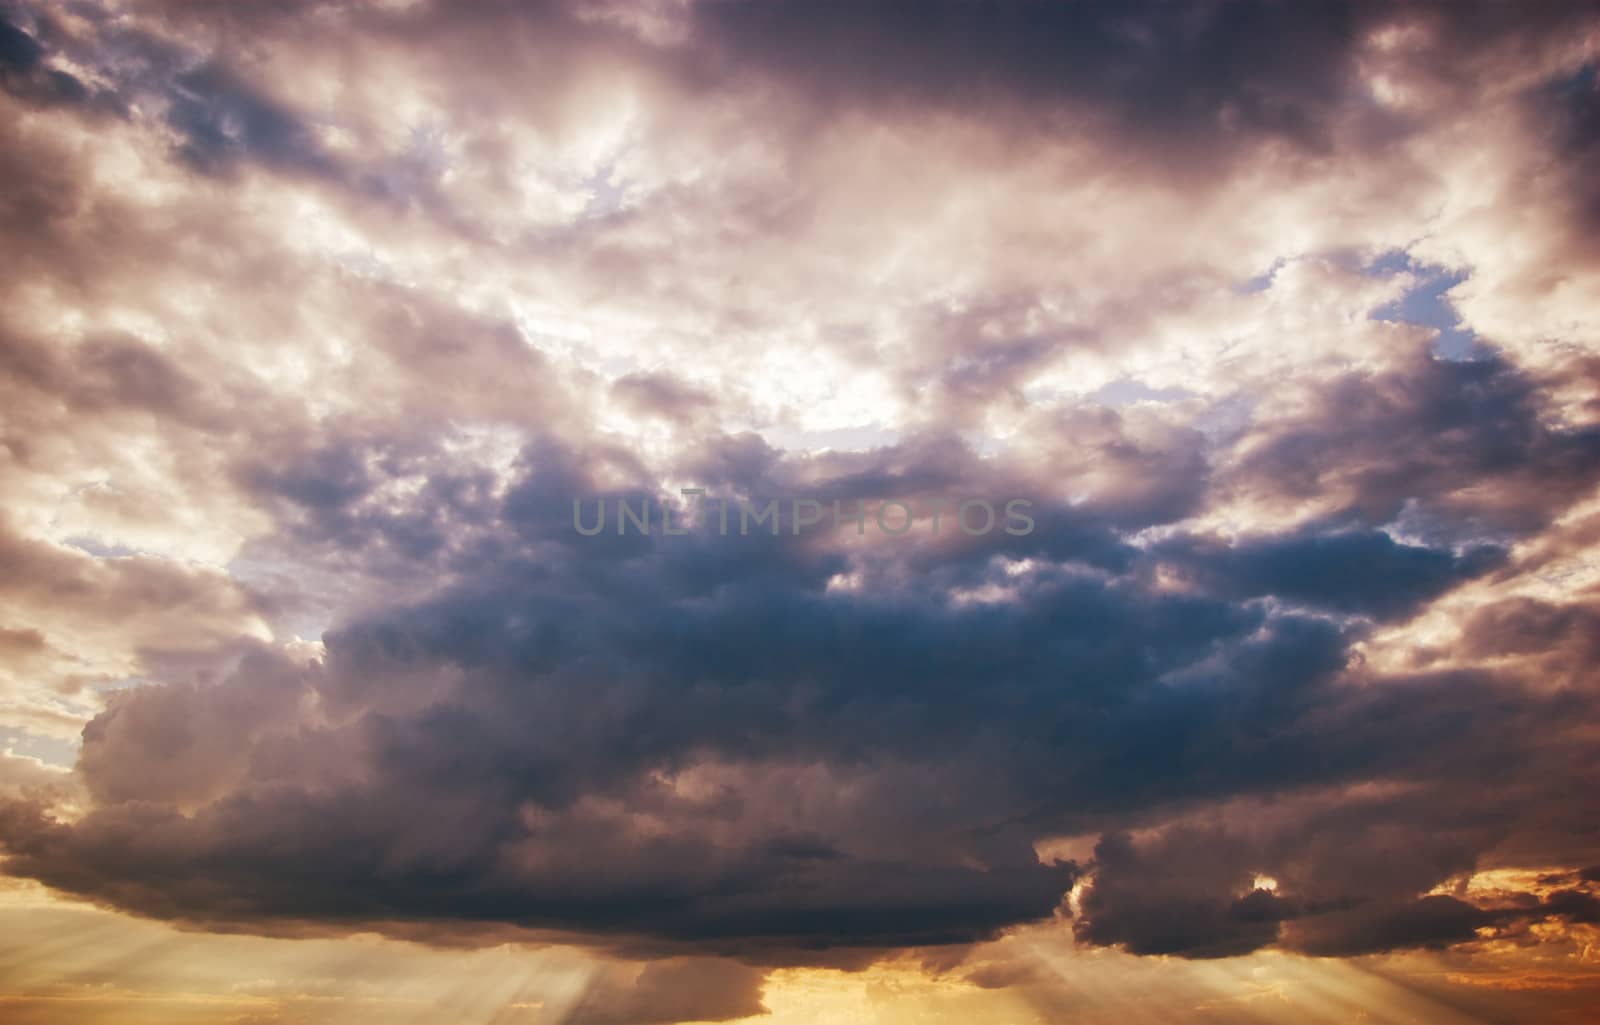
[{"left": 2, "top": 2, "right": 1600, "bottom": 1023}]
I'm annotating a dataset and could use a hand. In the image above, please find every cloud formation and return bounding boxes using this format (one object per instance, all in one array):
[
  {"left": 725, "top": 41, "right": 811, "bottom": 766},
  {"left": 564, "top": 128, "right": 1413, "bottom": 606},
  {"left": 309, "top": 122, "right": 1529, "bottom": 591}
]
[{"left": 0, "top": 1, "right": 1598, "bottom": 1007}]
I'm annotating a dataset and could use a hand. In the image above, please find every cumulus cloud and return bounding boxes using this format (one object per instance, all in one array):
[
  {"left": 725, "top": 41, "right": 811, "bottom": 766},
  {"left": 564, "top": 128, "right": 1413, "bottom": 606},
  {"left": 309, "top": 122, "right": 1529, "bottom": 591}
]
[{"left": 0, "top": 0, "right": 1598, "bottom": 998}]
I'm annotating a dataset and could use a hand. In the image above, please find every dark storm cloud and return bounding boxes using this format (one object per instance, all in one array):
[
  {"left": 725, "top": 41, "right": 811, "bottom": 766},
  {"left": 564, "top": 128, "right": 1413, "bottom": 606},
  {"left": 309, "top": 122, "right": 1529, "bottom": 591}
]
[
  {"left": 164, "top": 60, "right": 337, "bottom": 177},
  {"left": 1227, "top": 350, "right": 1600, "bottom": 539},
  {"left": 1530, "top": 59, "right": 1600, "bottom": 241},
  {"left": 0, "top": 13, "right": 102, "bottom": 109},
  {"left": 1075, "top": 830, "right": 1293, "bottom": 958},
  {"left": 1541, "top": 888, "right": 1600, "bottom": 925},
  {"left": 1287, "top": 895, "right": 1496, "bottom": 957},
  {"left": 0, "top": 14, "right": 42, "bottom": 71},
  {"left": 1153, "top": 528, "right": 1505, "bottom": 620},
  {"left": 690, "top": 0, "right": 1600, "bottom": 172},
  {"left": 693, "top": 0, "right": 1368, "bottom": 156},
  {"left": 5, "top": 407, "right": 1600, "bottom": 961},
  {"left": 1071, "top": 675, "right": 1600, "bottom": 958},
  {"left": 241, "top": 435, "right": 503, "bottom": 571}
]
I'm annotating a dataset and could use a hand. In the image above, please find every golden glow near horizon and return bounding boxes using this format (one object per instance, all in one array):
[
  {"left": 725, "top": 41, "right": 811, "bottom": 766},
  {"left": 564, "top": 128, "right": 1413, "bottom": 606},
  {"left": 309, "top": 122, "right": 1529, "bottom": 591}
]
[{"left": 1, "top": 880, "right": 1596, "bottom": 1025}]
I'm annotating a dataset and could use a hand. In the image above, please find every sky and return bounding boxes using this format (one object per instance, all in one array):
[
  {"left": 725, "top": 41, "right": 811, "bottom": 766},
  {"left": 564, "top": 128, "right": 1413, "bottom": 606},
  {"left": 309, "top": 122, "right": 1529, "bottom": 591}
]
[{"left": 1, "top": 1, "right": 1599, "bottom": 1023}]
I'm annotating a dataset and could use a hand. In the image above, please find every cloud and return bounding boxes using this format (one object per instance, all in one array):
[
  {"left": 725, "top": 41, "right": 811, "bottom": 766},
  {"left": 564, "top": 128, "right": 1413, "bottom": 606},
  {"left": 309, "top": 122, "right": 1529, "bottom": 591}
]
[
  {"left": 164, "top": 59, "right": 339, "bottom": 178},
  {"left": 1153, "top": 528, "right": 1505, "bottom": 620},
  {"left": 3, "top": 429, "right": 1598, "bottom": 961},
  {"left": 0, "top": 0, "right": 1598, "bottom": 988}
]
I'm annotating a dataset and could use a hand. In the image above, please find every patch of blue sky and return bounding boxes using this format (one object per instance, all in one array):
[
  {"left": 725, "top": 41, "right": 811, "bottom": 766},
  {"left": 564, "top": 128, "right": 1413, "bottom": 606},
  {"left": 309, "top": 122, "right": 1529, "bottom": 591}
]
[
  {"left": 2, "top": 729, "right": 80, "bottom": 769},
  {"left": 1366, "top": 249, "right": 1483, "bottom": 361},
  {"left": 1088, "top": 378, "right": 1194, "bottom": 407},
  {"left": 61, "top": 535, "right": 142, "bottom": 558},
  {"left": 1234, "top": 256, "right": 1289, "bottom": 294},
  {"left": 764, "top": 423, "right": 902, "bottom": 453},
  {"left": 581, "top": 160, "right": 628, "bottom": 219}
]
